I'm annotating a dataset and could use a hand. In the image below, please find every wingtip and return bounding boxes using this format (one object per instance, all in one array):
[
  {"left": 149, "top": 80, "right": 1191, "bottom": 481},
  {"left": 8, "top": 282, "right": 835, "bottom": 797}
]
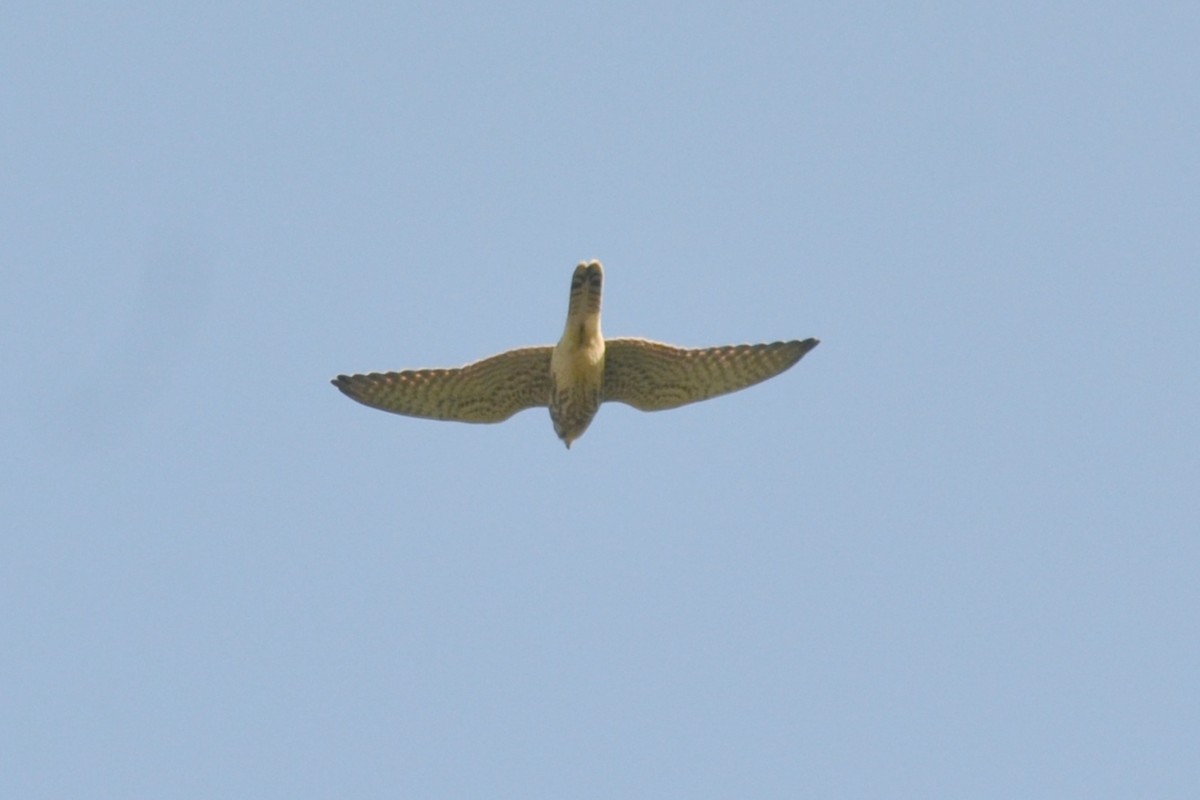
[
  {"left": 791, "top": 337, "right": 819, "bottom": 355},
  {"left": 331, "top": 374, "right": 358, "bottom": 395},
  {"left": 785, "top": 338, "right": 819, "bottom": 365}
]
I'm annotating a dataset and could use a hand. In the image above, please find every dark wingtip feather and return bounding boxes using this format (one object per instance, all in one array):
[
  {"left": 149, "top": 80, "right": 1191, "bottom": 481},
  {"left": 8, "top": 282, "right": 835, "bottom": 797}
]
[{"left": 331, "top": 374, "right": 359, "bottom": 397}]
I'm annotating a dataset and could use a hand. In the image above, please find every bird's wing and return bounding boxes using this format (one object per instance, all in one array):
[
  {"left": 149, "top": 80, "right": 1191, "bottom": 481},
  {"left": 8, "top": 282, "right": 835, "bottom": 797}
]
[
  {"left": 601, "top": 337, "right": 818, "bottom": 411},
  {"left": 332, "top": 345, "right": 553, "bottom": 423}
]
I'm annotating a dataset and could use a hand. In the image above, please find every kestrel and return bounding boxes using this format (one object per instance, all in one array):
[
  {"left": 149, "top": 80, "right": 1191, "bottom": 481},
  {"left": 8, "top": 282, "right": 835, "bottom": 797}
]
[{"left": 332, "top": 261, "right": 819, "bottom": 447}]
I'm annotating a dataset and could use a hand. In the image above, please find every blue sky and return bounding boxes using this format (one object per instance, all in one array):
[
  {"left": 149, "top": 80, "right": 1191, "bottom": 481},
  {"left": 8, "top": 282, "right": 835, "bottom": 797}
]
[{"left": 3, "top": 3, "right": 1197, "bottom": 797}]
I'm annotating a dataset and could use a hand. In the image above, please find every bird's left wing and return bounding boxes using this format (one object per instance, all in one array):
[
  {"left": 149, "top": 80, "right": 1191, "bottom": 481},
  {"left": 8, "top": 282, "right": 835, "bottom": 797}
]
[{"left": 332, "top": 346, "right": 553, "bottom": 423}]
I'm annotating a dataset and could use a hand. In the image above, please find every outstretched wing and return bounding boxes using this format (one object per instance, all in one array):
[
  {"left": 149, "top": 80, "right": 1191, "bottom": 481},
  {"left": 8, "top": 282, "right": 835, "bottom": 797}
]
[
  {"left": 601, "top": 337, "right": 818, "bottom": 412},
  {"left": 332, "top": 346, "right": 553, "bottom": 423}
]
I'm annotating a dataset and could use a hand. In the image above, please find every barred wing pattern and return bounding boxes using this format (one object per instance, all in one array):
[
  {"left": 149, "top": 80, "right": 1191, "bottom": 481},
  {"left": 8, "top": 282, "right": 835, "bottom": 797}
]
[
  {"left": 601, "top": 337, "right": 819, "bottom": 412},
  {"left": 332, "top": 346, "right": 553, "bottom": 423}
]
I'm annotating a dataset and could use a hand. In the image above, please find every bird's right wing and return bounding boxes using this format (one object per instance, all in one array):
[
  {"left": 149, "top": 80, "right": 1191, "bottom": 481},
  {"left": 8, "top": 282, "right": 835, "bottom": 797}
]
[
  {"left": 332, "top": 346, "right": 553, "bottom": 423},
  {"left": 602, "top": 337, "right": 818, "bottom": 411}
]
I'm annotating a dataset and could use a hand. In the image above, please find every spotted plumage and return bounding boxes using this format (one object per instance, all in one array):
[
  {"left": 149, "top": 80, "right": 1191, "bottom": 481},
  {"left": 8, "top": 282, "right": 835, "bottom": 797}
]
[{"left": 332, "top": 260, "right": 818, "bottom": 447}]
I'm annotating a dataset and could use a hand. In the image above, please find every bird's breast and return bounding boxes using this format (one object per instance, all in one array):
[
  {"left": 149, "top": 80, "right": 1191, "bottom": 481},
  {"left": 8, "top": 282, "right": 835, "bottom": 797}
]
[{"left": 549, "top": 332, "right": 605, "bottom": 446}]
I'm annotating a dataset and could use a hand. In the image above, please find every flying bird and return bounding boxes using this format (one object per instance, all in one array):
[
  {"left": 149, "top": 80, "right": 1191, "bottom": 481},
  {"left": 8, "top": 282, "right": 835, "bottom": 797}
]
[{"left": 332, "top": 261, "right": 819, "bottom": 447}]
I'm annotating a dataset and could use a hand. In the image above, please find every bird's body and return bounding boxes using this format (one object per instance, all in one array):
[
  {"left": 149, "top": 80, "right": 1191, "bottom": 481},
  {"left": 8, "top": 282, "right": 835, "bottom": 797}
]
[
  {"left": 549, "top": 261, "right": 606, "bottom": 444},
  {"left": 332, "top": 261, "right": 818, "bottom": 447}
]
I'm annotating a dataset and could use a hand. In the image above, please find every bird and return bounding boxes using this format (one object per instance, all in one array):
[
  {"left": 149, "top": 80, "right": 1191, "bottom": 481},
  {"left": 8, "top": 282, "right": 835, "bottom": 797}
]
[{"left": 332, "top": 260, "right": 819, "bottom": 448}]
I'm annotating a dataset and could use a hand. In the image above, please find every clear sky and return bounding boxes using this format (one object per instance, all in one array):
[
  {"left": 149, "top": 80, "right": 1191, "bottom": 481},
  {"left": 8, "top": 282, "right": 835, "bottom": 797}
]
[{"left": 3, "top": 3, "right": 1197, "bottom": 798}]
